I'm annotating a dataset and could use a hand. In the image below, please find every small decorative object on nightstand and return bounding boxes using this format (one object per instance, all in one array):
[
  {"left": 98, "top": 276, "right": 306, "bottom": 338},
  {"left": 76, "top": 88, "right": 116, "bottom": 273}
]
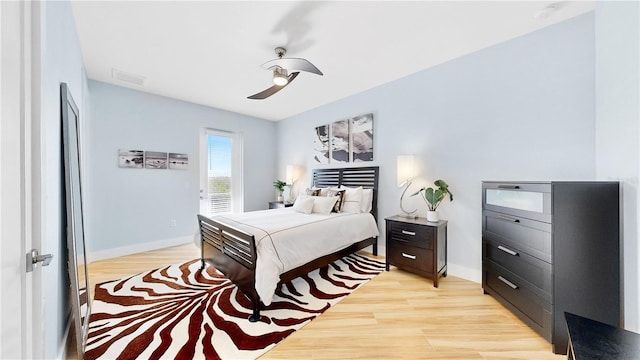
[
  {"left": 273, "top": 180, "right": 286, "bottom": 202},
  {"left": 268, "top": 201, "right": 293, "bottom": 209},
  {"left": 385, "top": 215, "right": 447, "bottom": 287},
  {"left": 411, "top": 180, "right": 453, "bottom": 222}
]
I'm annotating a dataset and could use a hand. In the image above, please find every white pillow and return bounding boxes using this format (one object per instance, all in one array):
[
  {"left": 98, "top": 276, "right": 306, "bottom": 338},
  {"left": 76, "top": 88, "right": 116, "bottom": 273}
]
[
  {"left": 361, "top": 188, "right": 373, "bottom": 213},
  {"left": 293, "top": 195, "right": 314, "bottom": 214},
  {"left": 312, "top": 196, "right": 339, "bottom": 214},
  {"left": 337, "top": 186, "right": 363, "bottom": 213}
]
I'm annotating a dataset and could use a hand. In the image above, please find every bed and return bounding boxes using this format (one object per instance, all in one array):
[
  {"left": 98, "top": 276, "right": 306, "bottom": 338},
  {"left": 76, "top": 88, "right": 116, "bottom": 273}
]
[{"left": 197, "top": 166, "right": 379, "bottom": 322}]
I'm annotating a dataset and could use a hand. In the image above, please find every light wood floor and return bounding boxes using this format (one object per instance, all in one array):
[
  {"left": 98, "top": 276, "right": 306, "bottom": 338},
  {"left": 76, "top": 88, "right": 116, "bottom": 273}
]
[{"left": 84, "top": 244, "right": 564, "bottom": 360}]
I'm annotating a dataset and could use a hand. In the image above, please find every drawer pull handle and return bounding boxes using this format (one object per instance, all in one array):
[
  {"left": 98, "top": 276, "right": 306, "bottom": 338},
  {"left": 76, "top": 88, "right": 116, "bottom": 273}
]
[
  {"left": 498, "top": 245, "right": 519, "bottom": 256},
  {"left": 401, "top": 230, "right": 416, "bottom": 236},
  {"left": 497, "top": 185, "right": 520, "bottom": 190},
  {"left": 402, "top": 253, "right": 417, "bottom": 260},
  {"left": 498, "top": 276, "right": 519, "bottom": 290},
  {"left": 498, "top": 215, "right": 520, "bottom": 223}
]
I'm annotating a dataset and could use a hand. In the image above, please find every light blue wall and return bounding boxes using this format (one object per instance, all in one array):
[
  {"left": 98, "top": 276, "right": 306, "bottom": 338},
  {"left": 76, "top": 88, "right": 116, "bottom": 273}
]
[
  {"left": 41, "top": 1, "right": 89, "bottom": 357},
  {"left": 277, "top": 14, "right": 596, "bottom": 282},
  {"left": 85, "top": 81, "right": 277, "bottom": 254},
  {"left": 595, "top": 1, "right": 640, "bottom": 332}
]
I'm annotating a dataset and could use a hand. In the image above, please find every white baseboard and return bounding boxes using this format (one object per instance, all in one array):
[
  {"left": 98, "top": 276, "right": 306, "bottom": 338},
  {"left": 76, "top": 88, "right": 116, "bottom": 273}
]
[
  {"left": 87, "top": 236, "right": 195, "bottom": 263},
  {"left": 447, "top": 262, "right": 482, "bottom": 283}
]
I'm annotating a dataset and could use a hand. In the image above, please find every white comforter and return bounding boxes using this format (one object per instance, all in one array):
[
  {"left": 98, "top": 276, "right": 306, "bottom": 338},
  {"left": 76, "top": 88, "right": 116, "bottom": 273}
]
[{"left": 210, "top": 208, "right": 379, "bottom": 305}]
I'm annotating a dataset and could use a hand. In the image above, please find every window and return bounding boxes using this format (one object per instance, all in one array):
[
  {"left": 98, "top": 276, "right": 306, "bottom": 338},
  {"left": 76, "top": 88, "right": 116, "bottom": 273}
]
[{"left": 200, "top": 129, "right": 243, "bottom": 215}]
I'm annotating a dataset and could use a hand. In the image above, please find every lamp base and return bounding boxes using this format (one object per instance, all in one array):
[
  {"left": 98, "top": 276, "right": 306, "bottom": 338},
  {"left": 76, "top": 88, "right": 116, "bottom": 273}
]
[{"left": 400, "top": 181, "right": 417, "bottom": 218}]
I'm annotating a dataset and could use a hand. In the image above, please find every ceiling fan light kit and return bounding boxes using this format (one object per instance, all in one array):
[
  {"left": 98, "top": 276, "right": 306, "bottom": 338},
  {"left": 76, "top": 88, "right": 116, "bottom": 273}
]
[
  {"left": 247, "top": 47, "right": 323, "bottom": 100},
  {"left": 272, "top": 68, "right": 289, "bottom": 86}
]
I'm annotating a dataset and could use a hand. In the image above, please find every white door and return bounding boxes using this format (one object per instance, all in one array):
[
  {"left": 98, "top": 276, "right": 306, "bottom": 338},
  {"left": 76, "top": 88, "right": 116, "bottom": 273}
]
[
  {"left": 0, "top": 1, "right": 43, "bottom": 358},
  {"left": 199, "top": 129, "right": 243, "bottom": 216}
]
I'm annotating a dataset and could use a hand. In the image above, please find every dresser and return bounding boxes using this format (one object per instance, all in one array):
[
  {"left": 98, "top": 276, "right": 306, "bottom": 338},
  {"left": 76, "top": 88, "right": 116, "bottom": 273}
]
[
  {"left": 481, "top": 181, "right": 620, "bottom": 354},
  {"left": 385, "top": 215, "right": 447, "bottom": 287}
]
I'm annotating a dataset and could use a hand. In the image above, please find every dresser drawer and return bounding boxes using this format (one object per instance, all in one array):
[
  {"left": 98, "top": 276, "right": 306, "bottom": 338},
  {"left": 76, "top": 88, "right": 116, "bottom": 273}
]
[
  {"left": 483, "top": 182, "right": 551, "bottom": 223},
  {"left": 388, "top": 241, "right": 433, "bottom": 275},
  {"left": 483, "top": 261, "right": 552, "bottom": 337},
  {"left": 483, "top": 237, "right": 552, "bottom": 302},
  {"left": 388, "top": 221, "right": 433, "bottom": 249},
  {"left": 483, "top": 210, "right": 552, "bottom": 263}
]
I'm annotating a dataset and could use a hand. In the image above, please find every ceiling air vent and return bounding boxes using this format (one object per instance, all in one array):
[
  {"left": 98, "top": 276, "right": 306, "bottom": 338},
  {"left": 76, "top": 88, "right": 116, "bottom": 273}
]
[{"left": 111, "top": 68, "right": 146, "bottom": 86}]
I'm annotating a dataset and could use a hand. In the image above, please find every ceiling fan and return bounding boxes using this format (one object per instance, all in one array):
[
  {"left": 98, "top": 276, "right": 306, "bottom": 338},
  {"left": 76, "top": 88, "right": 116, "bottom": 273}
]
[{"left": 247, "top": 47, "right": 323, "bottom": 100}]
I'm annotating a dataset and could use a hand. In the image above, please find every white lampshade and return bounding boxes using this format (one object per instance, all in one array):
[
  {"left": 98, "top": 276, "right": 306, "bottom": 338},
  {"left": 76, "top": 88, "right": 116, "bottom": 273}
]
[
  {"left": 397, "top": 155, "right": 416, "bottom": 187},
  {"left": 286, "top": 165, "right": 297, "bottom": 185}
]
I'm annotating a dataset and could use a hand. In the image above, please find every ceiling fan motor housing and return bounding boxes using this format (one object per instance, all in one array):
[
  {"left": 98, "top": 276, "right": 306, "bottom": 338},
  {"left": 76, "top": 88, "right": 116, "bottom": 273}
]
[{"left": 275, "top": 47, "right": 287, "bottom": 58}]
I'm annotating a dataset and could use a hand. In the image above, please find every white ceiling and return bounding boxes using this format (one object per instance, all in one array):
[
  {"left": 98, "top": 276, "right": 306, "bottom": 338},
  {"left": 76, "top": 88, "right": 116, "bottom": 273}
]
[{"left": 70, "top": 1, "right": 595, "bottom": 121}]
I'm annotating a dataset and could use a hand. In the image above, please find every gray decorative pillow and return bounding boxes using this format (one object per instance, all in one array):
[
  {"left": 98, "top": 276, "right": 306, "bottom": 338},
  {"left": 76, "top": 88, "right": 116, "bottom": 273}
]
[
  {"left": 305, "top": 188, "right": 321, "bottom": 196},
  {"left": 324, "top": 189, "right": 346, "bottom": 213}
]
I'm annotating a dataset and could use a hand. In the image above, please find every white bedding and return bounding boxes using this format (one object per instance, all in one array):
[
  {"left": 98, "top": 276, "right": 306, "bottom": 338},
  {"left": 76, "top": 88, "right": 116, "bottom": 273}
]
[{"left": 210, "top": 208, "right": 379, "bottom": 305}]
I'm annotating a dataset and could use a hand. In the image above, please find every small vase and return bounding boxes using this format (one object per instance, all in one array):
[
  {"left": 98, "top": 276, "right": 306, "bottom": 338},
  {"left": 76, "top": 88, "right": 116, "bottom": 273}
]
[
  {"left": 277, "top": 195, "right": 284, "bottom": 202},
  {"left": 426, "top": 210, "right": 439, "bottom": 222}
]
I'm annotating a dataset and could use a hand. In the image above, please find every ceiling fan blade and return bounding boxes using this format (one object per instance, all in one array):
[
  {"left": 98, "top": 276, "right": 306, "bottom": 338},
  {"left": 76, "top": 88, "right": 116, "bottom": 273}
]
[
  {"left": 261, "top": 58, "right": 323, "bottom": 76},
  {"left": 247, "top": 72, "right": 299, "bottom": 100}
]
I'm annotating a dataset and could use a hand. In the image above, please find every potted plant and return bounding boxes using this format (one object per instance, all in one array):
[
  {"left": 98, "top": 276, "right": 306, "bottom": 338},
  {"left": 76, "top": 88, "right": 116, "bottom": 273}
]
[
  {"left": 412, "top": 180, "right": 453, "bottom": 222},
  {"left": 273, "top": 180, "right": 286, "bottom": 202}
]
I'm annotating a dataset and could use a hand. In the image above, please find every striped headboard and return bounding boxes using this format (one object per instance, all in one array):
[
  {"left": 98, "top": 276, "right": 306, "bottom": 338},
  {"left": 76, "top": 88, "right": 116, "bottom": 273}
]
[{"left": 311, "top": 166, "right": 379, "bottom": 222}]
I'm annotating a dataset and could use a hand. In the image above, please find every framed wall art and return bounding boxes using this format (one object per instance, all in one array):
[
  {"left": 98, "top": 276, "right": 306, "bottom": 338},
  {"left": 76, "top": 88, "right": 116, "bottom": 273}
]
[
  {"left": 350, "top": 113, "right": 373, "bottom": 162},
  {"left": 118, "top": 149, "right": 144, "bottom": 168},
  {"left": 313, "top": 124, "right": 330, "bottom": 164},
  {"left": 169, "top": 153, "right": 189, "bottom": 170},
  {"left": 331, "top": 119, "right": 349, "bottom": 163},
  {"left": 312, "top": 113, "right": 373, "bottom": 164},
  {"left": 144, "top": 151, "right": 168, "bottom": 169}
]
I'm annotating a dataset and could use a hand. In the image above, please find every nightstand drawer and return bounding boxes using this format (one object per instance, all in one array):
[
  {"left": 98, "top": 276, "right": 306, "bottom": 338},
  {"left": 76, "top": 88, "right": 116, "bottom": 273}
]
[
  {"left": 483, "top": 210, "right": 551, "bottom": 262},
  {"left": 388, "top": 221, "right": 433, "bottom": 249},
  {"left": 482, "top": 237, "right": 552, "bottom": 302},
  {"left": 388, "top": 241, "right": 433, "bottom": 274}
]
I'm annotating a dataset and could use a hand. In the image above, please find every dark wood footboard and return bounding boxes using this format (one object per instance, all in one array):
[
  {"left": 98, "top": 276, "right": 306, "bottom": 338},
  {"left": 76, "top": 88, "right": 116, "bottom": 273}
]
[{"left": 197, "top": 214, "right": 262, "bottom": 321}]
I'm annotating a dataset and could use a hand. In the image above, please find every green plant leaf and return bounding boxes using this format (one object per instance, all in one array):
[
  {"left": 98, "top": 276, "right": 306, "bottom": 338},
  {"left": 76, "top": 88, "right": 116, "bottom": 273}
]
[
  {"left": 434, "top": 179, "right": 448, "bottom": 189},
  {"left": 410, "top": 187, "right": 425, "bottom": 197},
  {"left": 273, "top": 180, "right": 286, "bottom": 192}
]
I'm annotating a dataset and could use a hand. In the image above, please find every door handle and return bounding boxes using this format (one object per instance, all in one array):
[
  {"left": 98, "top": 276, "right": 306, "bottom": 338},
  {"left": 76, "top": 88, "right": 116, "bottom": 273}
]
[
  {"left": 401, "top": 230, "right": 416, "bottom": 236},
  {"left": 402, "top": 253, "right": 417, "bottom": 260},
  {"left": 26, "top": 249, "right": 53, "bottom": 272}
]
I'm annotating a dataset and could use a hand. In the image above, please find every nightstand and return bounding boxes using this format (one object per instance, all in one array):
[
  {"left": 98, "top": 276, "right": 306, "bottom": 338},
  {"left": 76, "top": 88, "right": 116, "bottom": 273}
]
[
  {"left": 385, "top": 215, "right": 448, "bottom": 287},
  {"left": 269, "top": 201, "right": 293, "bottom": 209}
]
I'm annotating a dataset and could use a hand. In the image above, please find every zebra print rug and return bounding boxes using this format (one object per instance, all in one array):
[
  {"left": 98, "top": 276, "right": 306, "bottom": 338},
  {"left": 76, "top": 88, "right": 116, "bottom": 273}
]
[{"left": 84, "top": 253, "right": 384, "bottom": 360}]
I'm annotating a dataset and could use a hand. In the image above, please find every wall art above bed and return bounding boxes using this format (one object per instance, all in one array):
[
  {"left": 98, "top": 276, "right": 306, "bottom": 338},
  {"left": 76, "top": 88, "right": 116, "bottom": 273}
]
[
  {"left": 118, "top": 149, "right": 188, "bottom": 170},
  {"left": 313, "top": 113, "right": 373, "bottom": 164}
]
